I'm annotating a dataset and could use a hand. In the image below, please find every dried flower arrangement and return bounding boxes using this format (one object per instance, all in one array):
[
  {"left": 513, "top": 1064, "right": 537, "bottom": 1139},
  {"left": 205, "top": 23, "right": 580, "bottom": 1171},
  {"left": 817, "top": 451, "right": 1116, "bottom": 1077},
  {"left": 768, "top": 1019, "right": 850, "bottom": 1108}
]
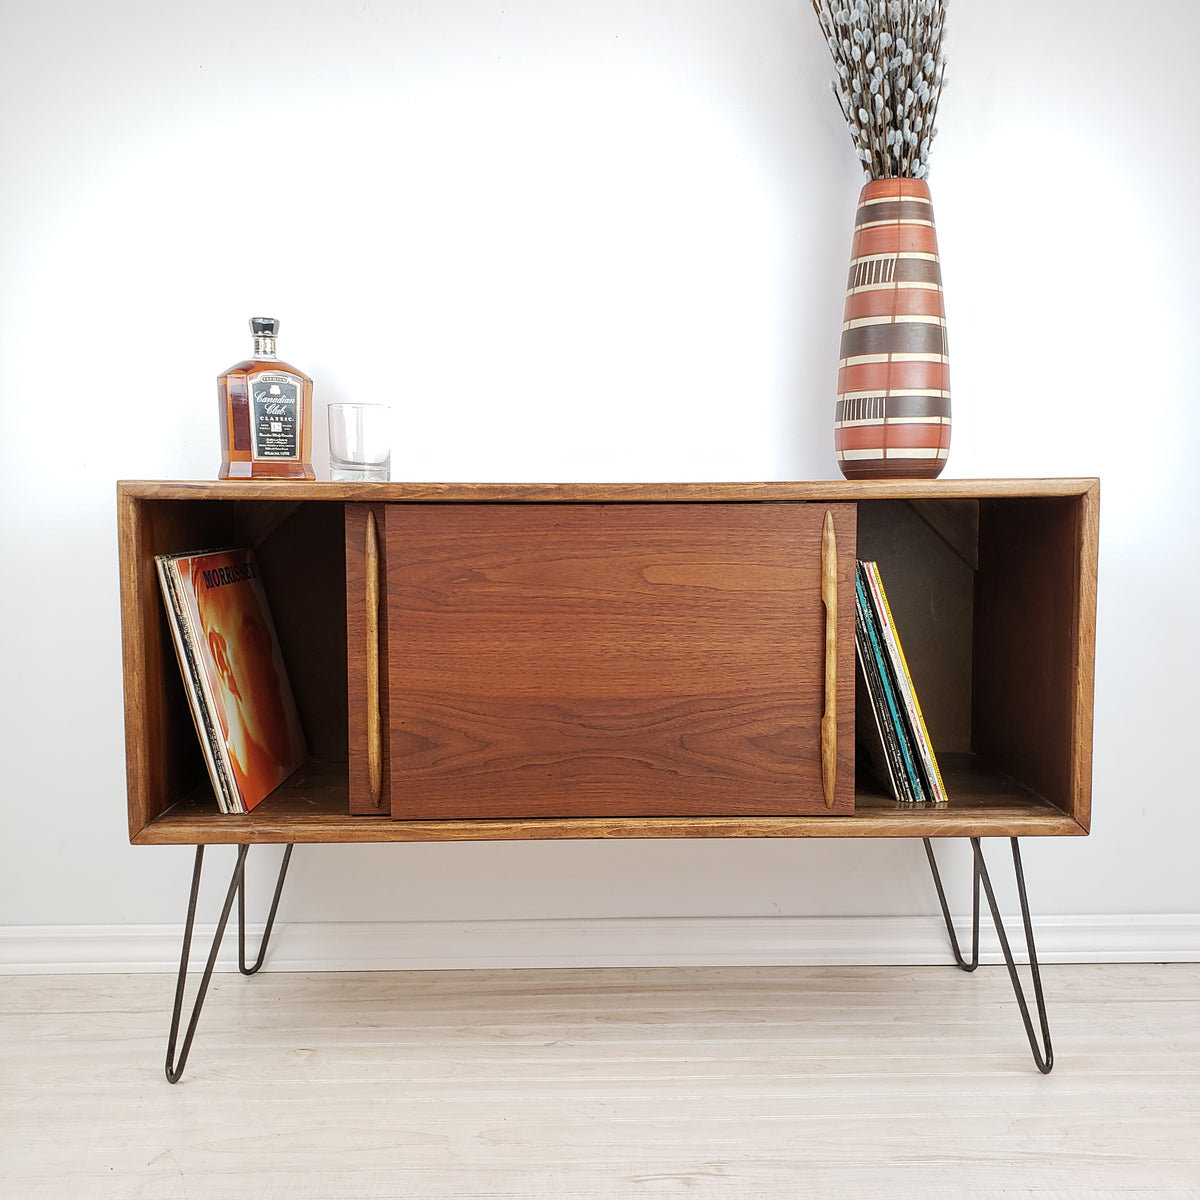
[{"left": 812, "top": 0, "right": 947, "bottom": 179}]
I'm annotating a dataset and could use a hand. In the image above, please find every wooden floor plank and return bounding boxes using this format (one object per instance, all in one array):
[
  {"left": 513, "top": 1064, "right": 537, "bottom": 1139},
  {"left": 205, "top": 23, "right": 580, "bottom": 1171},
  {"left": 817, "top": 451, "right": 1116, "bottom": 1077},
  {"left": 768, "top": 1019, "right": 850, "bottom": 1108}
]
[{"left": 2, "top": 964, "right": 1198, "bottom": 1198}]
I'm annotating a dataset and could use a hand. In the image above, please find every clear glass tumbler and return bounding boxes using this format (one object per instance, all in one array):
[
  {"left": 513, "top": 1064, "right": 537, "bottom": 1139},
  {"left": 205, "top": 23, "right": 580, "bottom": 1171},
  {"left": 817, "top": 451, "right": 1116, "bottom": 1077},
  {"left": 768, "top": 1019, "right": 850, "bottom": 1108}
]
[{"left": 327, "top": 403, "right": 391, "bottom": 482}]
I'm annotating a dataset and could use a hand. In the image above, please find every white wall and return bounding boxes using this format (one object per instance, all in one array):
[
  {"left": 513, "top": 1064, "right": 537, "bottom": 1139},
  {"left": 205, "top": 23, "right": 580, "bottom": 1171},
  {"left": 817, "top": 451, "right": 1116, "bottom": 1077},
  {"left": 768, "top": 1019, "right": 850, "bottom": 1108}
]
[{"left": 1, "top": 1, "right": 1197, "bottom": 959}]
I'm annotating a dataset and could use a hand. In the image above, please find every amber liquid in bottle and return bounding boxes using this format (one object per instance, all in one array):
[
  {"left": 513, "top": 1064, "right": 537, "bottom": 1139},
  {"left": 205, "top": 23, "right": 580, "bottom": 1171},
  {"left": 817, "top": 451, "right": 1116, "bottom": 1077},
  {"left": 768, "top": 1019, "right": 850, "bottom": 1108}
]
[{"left": 218, "top": 318, "right": 315, "bottom": 480}]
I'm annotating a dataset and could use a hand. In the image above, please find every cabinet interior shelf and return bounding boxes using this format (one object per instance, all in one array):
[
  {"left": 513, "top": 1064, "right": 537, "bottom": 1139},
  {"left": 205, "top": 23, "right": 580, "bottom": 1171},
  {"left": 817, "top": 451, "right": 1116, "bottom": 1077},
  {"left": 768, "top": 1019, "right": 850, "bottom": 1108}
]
[{"left": 134, "top": 753, "right": 1079, "bottom": 844}]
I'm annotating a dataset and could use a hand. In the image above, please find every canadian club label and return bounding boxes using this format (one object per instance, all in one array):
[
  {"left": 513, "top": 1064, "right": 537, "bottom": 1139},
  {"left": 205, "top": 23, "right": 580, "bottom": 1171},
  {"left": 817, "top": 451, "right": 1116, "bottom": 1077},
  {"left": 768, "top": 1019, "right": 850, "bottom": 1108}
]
[{"left": 248, "top": 372, "right": 302, "bottom": 461}]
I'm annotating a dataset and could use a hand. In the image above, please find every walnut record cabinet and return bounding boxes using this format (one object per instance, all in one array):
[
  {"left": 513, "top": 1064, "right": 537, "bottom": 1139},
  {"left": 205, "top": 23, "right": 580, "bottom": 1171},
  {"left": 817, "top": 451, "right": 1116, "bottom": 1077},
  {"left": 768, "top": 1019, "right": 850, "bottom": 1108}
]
[{"left": 117, "top": 478, "right": 1098, "bottom": 1080}]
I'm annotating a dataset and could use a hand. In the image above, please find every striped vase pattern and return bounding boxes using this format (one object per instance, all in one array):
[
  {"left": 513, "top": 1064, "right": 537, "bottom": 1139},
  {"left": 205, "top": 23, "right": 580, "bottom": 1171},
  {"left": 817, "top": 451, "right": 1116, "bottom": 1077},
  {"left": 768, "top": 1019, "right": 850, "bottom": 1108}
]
[{"left": 834, "top": 177, "right": 950, "bottom": 479}]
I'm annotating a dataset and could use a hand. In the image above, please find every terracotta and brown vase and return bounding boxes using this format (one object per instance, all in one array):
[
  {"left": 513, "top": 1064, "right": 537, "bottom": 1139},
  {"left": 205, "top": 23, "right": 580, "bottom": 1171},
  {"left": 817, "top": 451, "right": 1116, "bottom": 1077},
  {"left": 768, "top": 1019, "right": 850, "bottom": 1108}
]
[{"left": 834, "top": 176, "right": 950, "bottom": 480}]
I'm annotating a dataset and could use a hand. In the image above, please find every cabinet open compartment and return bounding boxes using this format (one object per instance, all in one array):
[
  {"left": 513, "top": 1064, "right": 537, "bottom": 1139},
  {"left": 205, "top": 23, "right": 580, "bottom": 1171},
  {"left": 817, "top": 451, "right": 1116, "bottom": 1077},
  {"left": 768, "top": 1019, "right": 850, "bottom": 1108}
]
[
  {"left": 853, "top": 492, "right": 1095, "bottom": 833},
  {"left": 118, "top": 479, "right": 1096, "bottom": 844},
  {"left": 117, "top": 488, "right": 351, "bottom": 842}
]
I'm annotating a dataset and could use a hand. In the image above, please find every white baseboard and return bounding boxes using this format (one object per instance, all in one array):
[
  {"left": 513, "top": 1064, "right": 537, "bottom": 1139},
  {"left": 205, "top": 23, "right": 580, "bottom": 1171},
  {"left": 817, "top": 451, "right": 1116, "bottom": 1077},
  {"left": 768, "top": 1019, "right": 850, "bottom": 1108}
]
[{"left": 2, "top": 913, "right": 1198, "bottom": 974}]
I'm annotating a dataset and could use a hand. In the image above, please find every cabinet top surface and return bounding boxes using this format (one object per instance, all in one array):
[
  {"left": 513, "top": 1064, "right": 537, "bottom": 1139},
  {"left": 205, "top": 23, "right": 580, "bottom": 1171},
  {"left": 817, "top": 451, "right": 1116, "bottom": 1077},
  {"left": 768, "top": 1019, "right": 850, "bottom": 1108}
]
[{"left": 117, "top": 478, "right": 1100, "bottom": 503}]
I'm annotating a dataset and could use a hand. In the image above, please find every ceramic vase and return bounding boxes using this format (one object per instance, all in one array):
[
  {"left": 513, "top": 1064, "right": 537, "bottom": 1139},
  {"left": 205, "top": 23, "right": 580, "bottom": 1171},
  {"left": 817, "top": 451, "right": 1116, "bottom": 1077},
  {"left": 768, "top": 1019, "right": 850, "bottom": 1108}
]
[{"left": 834, "top": 177, "right": 951, "bottom": 479}]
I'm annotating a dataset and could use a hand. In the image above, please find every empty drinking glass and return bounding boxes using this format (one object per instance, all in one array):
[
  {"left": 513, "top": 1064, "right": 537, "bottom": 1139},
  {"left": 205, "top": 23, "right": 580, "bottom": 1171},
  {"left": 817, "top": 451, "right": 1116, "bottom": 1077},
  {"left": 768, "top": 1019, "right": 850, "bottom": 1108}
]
[{"left": 327, "top": 403, "right": 391, "bottom": 482}]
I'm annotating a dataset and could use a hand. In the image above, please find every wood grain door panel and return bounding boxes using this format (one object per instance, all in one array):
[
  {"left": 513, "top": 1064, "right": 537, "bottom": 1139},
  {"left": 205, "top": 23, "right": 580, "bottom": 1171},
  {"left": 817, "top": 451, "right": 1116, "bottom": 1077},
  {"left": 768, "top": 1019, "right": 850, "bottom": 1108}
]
[{"left": 384, "top": 502, "right": 856, "bottom": 818}]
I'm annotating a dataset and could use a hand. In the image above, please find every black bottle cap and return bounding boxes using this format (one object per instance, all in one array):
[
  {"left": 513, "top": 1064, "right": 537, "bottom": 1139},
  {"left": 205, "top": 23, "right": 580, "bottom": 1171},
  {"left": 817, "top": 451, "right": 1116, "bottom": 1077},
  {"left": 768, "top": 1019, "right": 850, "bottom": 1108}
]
[{"left": 250, "top": 317, "right": 279, "bottom": 336}]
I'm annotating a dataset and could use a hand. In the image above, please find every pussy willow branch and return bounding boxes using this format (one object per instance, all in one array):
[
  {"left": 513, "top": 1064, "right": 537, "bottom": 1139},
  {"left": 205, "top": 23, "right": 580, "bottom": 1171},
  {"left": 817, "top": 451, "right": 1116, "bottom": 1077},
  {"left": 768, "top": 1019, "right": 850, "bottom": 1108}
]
[{"left": 812, "top": 0, "right": 947, "bottom": 180}]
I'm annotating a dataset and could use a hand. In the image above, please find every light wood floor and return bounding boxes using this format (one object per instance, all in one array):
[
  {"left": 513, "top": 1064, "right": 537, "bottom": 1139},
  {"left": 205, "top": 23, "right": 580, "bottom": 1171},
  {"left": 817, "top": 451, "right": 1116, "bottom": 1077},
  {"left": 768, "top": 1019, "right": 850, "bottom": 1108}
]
[{"left": 2, "top": 964, "right": 1198, "bottom": 1198}]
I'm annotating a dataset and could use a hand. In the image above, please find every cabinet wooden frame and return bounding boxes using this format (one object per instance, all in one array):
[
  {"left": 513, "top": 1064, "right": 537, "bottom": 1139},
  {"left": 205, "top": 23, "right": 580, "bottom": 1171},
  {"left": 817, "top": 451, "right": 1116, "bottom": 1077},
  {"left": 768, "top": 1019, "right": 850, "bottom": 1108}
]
[{"left": 118, "top": 479, "right": 1098, "bottom": 845}]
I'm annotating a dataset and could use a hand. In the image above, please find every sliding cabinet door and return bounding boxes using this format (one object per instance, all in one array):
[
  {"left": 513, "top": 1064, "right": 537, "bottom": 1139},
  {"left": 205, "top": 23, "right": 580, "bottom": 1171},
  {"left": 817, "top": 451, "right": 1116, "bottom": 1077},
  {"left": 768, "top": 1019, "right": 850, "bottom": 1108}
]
[{"left": 379, "top": 502, "right": 855, "bottom": 819}]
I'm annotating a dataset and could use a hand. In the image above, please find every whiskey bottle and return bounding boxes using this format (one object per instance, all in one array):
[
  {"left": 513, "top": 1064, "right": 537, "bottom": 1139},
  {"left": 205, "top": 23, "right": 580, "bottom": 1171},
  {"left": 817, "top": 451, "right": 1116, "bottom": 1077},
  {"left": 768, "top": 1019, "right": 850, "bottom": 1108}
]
[{"left": 217, "top": 317, "right": 315, "bottom": 480}]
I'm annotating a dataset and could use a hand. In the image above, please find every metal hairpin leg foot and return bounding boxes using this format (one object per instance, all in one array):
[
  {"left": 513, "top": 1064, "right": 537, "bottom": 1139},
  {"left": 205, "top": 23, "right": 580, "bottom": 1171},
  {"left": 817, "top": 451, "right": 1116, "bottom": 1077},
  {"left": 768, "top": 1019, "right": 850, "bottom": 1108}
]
[
  {"left": 924, "top": 836, "right": 981, "bottom": 971},
  {"left": 165, "top": 843, "right": 294, "bottom": 1083},
  {"left": 924, "top": 836, "right": 1053, "bottom": 1074},
  {"left": 239, "top": 844, "right": 294, "bottom": 975}
]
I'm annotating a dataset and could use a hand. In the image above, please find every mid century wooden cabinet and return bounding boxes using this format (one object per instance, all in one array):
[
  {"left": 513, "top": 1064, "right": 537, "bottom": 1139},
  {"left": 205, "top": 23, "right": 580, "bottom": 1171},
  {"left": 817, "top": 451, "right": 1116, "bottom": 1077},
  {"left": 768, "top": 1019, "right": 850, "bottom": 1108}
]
[
  {"left": 119, "top": 479, "right": 1097, "bottom": 843},
  {"left": 116, "top": 478, "right": 1097, "bottom": 1078}
]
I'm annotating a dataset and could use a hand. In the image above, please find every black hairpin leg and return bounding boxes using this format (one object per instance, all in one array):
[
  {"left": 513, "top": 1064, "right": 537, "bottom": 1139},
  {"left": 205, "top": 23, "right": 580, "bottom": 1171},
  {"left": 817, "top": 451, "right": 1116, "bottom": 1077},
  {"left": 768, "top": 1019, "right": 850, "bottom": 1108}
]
[
  {"left": 165, "top": 843, "right": 294, "bottom": 1083},
  {"left": 924, "top": 836, "right": 1053, "bottom": 1074},
  {"left": 924, "top": 835, "right": 980, "bottom": 971},
  {"left": 239, "top": 844, "right": 293, "bottom": 974}
]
